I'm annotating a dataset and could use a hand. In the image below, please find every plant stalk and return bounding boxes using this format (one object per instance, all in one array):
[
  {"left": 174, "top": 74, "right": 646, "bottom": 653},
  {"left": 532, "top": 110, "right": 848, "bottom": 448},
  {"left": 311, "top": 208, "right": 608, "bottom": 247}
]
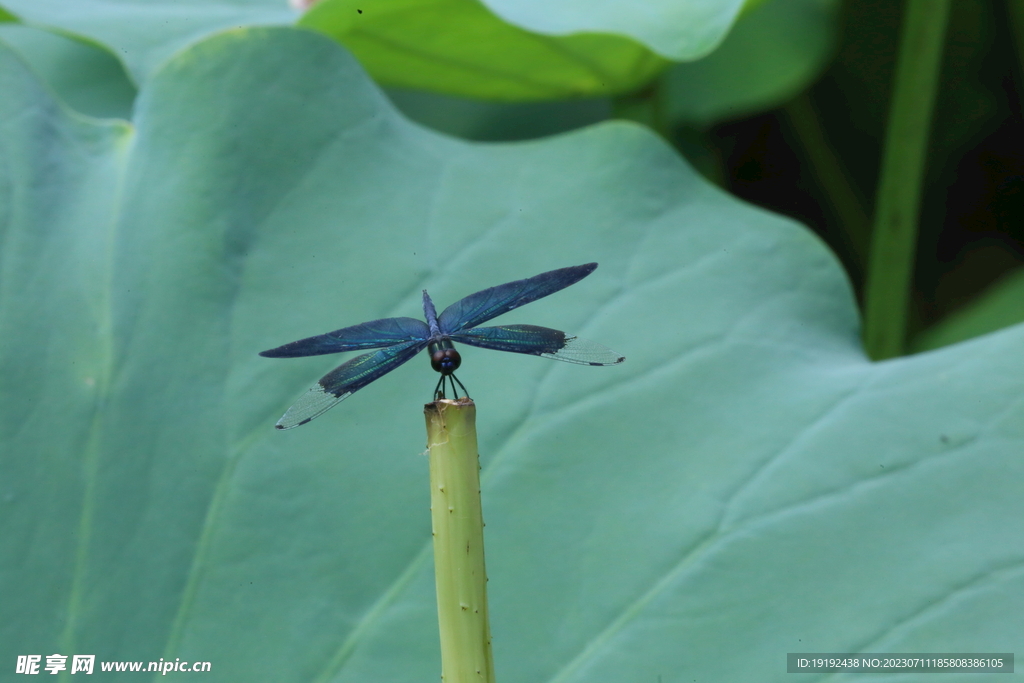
[
  {"left": 425, "top": 398, "right": 495, "bottom": 683},
  {"left": 862, "top": 0, "right": 951, "bottom": 359},
  {"left": 1006, "top": 0, "right": 1024, "bottom": 98},
  {"left": 782, "top": 93, "right": 870, "bottom": 274}
]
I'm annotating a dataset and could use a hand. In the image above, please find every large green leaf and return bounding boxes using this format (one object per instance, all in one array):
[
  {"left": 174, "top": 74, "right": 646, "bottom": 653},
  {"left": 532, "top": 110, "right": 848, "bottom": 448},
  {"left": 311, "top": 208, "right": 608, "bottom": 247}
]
[
  {"left": 1, "top": 0, "right": 835, "bottom": 106},
  {"left": 0, "top": 24, "right": 135, "bottom": 120},
  {"left": 467, "top": 0, "right": 747, "bottom": 59},
  {"left": 0, "top": 0, "right": 295, "bottom": 84},
  {"left": 0, "top": 0, "right": 751, "bottom": 101},
  {"left": 662, "top": 0, "right": 841, "bottom": 126},
  {"left": 381, "top": 0, "right": 842, "bottom": 141},
  {"left": 2, "top": 27, "right": 1022, "bottom": 682},
  {"left": 299, "top": 0, "right": 671, "bottom": 100},
  {"left": 383, "top": 87, "right": 613, "bottom": 142}
]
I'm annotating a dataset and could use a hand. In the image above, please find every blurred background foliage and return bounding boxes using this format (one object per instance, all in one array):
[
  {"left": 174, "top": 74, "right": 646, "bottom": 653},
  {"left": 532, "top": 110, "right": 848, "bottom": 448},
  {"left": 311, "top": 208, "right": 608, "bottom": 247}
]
[
  {"left": 380, "top": 0, "right": 1024, "bottom": 354},
  {"left": 1, "top": 0, "right": 1020, "bottom": 354}
]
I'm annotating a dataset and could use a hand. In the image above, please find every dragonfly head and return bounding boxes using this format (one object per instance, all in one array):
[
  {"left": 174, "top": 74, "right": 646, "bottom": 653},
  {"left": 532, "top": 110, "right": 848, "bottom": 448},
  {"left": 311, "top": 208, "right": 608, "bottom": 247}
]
[{"left": 428, "top": 339, "right": 461, "bottom": 375}]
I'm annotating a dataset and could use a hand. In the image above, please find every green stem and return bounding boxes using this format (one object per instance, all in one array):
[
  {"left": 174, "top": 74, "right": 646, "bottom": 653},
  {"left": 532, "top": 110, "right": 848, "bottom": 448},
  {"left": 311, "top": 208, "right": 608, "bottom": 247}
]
[
  {"left": 782, "top": 93, "right": 871, "bottom": 273},
  {"left": 425, "top": 398, "right": 495, "bottom": 683},
  {"left": 1006, "top": 0, "right": 1024, "bottom": 91},
  {"left": 862, "top": 0, "right": 951, "bottom": 360}
]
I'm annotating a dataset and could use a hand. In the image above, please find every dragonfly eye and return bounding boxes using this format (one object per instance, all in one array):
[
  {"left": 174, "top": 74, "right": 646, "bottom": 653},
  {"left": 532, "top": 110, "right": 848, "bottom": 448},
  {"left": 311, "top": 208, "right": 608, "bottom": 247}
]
[{"left": 430, "top": 348, "right": 462, "bottom": 375}]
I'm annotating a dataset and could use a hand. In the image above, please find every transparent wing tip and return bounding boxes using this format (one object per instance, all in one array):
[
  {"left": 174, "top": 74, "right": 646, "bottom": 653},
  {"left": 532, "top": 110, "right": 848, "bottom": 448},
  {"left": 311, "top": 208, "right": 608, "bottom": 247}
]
[
  {"left": 541, "top": 335, "right": 625, "bottom": 366},
  {"left": 273, "top": 385, "right": 352, "bottom": 430}
]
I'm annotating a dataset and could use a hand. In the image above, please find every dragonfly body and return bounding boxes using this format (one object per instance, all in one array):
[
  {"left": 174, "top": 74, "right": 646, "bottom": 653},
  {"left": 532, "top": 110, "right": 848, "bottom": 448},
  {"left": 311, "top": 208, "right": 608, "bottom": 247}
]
[
  {"left": 261, "top": 263, "right": 624, "bottom": 429},
  {"left": 421, "top": 289, "right": 463, "bottom": 386}
]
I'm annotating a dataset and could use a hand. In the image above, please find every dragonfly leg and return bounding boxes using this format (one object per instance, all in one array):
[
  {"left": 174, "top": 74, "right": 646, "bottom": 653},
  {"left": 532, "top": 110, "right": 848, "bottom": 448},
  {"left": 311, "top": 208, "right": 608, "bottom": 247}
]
[
  {"left": 433, "top": 373, "right": 468, "bottom": 400},
  {"left": 450, "top": 373, "right": 470, "bottom": 399}
]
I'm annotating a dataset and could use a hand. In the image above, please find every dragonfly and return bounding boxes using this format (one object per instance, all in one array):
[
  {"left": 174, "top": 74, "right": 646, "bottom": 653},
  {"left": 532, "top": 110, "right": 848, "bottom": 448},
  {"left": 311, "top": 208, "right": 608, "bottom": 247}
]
[{"left": 260, "top": 262, "right": 624, "bottom": 429}]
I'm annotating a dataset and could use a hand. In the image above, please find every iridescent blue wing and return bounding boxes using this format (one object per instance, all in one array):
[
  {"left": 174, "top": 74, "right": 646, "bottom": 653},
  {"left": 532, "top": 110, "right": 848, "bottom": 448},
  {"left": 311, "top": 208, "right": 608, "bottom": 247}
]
[
  {"left": 450, "top": 325, "right": 624, "bottom": 366},
  {"left": 438, "top": 263, "right": 598, "bottom": 334},
  {"left": 260, "top": 317, "right": 429, "bottom": 358},
  {"left": 273, "top": 339, "right": 427, "bottom": 429}
]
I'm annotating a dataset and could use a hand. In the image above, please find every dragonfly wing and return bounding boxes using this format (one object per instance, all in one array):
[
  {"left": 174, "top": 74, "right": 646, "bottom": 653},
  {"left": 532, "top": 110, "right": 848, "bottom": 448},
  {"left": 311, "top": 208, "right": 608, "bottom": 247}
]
[
  {"left": 260, "top": 317, "right": 429, "bottom": 357},
  {"left": 274, "top": 340, "right": 427, "bottom": 429},
  {"left": 438, "top": 263, "right": 598, "bottom": 333},
  {"left": 451, "top": 325, "right": 625, "bottom": 366}
]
